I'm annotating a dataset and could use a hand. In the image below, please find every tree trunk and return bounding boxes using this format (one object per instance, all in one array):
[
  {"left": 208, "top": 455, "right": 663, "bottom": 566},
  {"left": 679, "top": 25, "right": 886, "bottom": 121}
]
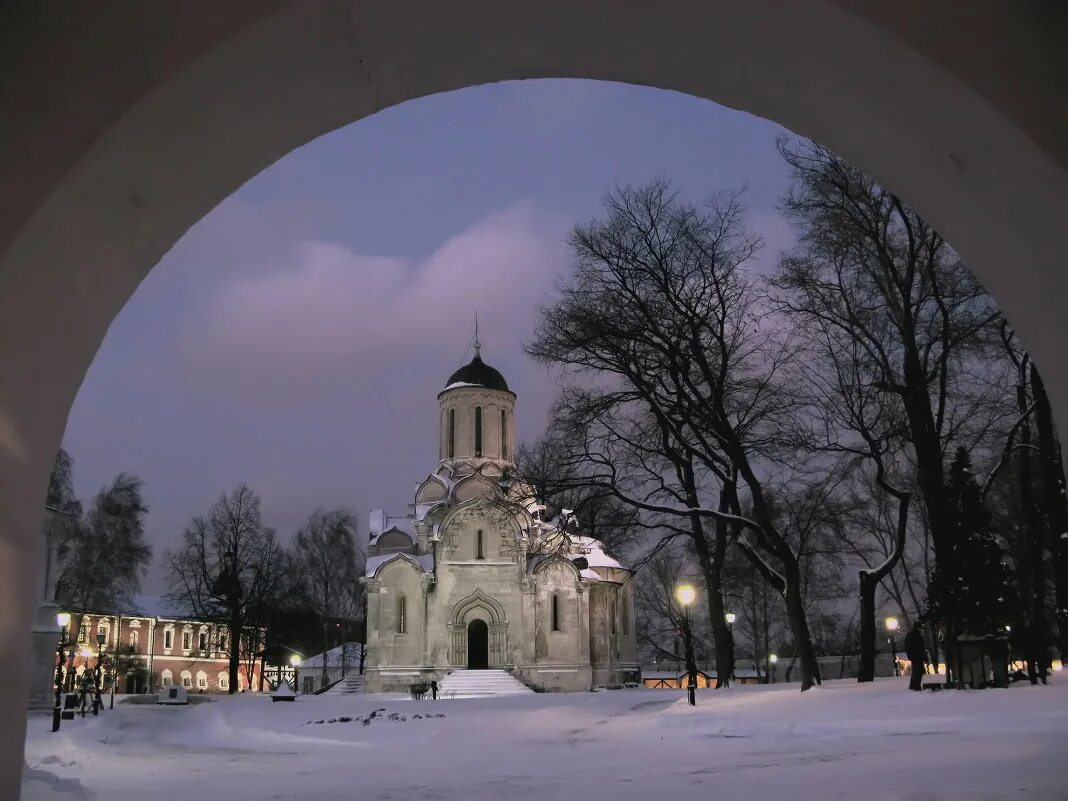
[
  {"left": 228, "top": 613, "right": 241, "bottom": 694},
  {"left": 857, "top": 571, "right": 877, "bottom": 682},
  {"left": 1032, "top": 367, "right": 1067, "bottom": 666},
  {"left": 782, "top": 561, "right": 821, "bottom": 690}
]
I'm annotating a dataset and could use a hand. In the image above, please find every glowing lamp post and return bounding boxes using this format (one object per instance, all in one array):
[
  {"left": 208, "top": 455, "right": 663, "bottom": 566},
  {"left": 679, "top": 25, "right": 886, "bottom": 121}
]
[
  {"left": 675, "top": 584, "right": 698, "bottom": 706},
  {"left": 885, "top": 617, "right": 900, "bottom": 676},
  {"left": 290, "top": 654, "right": 303, "bottom": 693},
  {"left": 51, "top": 613, "right": 71, "bottom": 732},
  {"left": 769, "top": 653, "right": 778, "bottom": 684}
]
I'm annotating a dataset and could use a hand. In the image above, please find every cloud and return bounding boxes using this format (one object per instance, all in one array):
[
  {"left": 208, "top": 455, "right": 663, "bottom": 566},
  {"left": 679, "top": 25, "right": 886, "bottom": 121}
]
[{"left": 177, "top": 202, "right": 569, "bottom": 401}]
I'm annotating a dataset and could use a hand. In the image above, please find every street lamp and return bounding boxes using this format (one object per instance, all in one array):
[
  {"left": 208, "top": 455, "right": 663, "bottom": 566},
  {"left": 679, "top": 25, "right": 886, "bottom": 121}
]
[
  {"left": 675, "top": 584, "right": 698, "bottom": 706},
  {"left": 769, "top": 653, "right": 778, "bottom": 684},
  {"left": 724, "top": 612, "right": 737, "bottom": 684},
  {"left": 290, "top": 653, "right": 303, "bottom": 693},
  {"left": 52, "top": 613, "right": 70, "bottom": 733},
  {"left": 885, "top": 617, "right": 900, "bottom": 676}
]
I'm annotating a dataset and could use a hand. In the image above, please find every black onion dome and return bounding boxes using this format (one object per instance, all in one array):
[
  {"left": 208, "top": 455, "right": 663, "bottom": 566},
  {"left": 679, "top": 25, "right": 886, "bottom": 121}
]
[{"left": 445, "top": 354, "right": 510, "bottom": 392}]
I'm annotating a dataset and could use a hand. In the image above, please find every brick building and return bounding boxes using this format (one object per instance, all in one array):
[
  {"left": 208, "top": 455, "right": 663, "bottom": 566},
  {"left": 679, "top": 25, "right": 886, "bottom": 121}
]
[{"left": 62, "top": 609, "right": 262, "bottom": 695}]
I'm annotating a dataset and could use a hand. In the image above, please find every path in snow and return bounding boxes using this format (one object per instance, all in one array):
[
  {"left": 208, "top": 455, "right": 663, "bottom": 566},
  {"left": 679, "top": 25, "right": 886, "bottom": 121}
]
[{"left": 21, "top": 678, "right": 1068, "bottom": 801}]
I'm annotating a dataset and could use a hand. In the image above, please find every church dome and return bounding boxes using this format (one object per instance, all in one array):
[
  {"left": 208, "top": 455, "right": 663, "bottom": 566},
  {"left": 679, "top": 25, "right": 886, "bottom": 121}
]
[{"left": 445, "top": 354, "right": 510, "bottom": 393}]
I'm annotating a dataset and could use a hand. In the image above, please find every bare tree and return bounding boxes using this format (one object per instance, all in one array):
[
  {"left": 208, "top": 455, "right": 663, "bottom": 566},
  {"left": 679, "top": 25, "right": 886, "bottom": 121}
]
[
  {"left": 529, "top": 180, "right": 823, "bottom": 689},
  {"left": 166, "top": 485, "right": 292, "bottom": 694},
  {"left": 291, "top": 508, "right": 363, "bottom": 687},
  {"left": 774, "top": 139, "right": 1004, "bottom": 678}
]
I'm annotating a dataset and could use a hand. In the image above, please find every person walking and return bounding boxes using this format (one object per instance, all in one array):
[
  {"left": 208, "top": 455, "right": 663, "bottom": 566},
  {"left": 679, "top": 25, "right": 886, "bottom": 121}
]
[
  {"left": 430, "top": 680, "right": 438, "bottom": 700},
  {"left": 904, "top": 622, "right": 927, "bottom": 691}
]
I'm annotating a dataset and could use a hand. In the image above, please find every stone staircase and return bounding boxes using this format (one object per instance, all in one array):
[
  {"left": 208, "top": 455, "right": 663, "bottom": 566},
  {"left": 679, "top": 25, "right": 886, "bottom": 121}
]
[
  {"left": 437, "top": 669, "right": 534, "bottom": 699},
  {"left": 327, "top": 674, "right": 367, "bottom": 695}
]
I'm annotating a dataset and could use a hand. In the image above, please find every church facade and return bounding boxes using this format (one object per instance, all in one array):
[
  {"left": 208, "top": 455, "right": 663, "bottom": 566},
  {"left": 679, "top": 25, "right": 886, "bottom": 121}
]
[{"left": 363, "top": 346, "right": 638, "bottom": 693}]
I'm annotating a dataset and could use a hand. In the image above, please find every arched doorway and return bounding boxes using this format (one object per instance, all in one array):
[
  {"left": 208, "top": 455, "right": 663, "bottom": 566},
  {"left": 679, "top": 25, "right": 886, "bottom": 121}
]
[{"left": 467, "top": 620, "right": 489, "bottom": 670}]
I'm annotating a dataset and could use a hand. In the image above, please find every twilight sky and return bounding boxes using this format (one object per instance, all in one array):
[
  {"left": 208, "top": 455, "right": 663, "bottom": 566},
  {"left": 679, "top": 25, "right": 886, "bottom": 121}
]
[{"left": 60, "top": 79, "right": 796, "bottom": 594}]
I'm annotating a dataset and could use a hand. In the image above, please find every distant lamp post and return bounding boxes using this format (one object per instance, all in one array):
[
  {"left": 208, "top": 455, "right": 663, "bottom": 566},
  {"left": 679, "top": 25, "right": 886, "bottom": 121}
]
[
  {"left": 724, "top": 612, "right": 737, "bottom": 684},
  {"left": 885, "top": 617, "right": 900, "bottom": 676},
  {"left": 52, "top": 613, "right": 71, "bottom": 732},
  {"left": 675, "top": 584, "right": 698, "bottom": 706},
  {"left": 290, "top": 653, "right": 303, "bottom": 693},
  {"left": 769, "top": 653, "right": 778, "bottom": 684}
]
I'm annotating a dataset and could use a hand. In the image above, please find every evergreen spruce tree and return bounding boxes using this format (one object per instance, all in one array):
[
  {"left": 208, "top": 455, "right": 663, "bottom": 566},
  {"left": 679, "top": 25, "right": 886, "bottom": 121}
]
[{"left": 928, "top": 447, "right": 1018, "bottom": 636}]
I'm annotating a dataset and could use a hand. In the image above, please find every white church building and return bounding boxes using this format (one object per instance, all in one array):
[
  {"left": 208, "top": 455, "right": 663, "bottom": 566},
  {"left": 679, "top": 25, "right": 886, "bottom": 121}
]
[{"left": 363, "top": 344, "right": 638, "bottom": 693}]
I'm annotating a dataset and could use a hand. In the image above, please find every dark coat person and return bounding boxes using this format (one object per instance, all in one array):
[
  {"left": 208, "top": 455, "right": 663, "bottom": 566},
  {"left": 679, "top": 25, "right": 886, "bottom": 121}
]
[{"left": 904, "top": 623, "right": 927, "bottom": 691}]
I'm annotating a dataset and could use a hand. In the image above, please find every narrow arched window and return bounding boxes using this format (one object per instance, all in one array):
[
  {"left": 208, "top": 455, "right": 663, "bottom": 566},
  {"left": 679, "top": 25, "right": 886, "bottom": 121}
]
[
  {"left": 476, "top": 529, "right": 484, "bottom": 560},
  {"left": 621, "top": 593, "right": 630, "bottom": 635},
  {"left": 500, "top": 410, "right": 507, "bottom": 459},
  {"left": 448, "top": 409, "right": 456, "bottom": 458},
  {"left": 397, "top": 595, "right": 407, "bottom": 635},
  {"left": 475, "top": 406, "right": 483, "bottom": 457},
  {"left": 610, "top": 599, "right": 617, "bottom": 635},
  {"left": 552, "top": 594, "right": 561, "bottom": 631}
]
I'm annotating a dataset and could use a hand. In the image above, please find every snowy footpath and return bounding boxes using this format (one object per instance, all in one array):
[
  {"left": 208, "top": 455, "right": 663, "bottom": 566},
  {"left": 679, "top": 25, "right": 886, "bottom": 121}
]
[{"left": 22, "top": 678, "right": 1068, "bottom": 801}]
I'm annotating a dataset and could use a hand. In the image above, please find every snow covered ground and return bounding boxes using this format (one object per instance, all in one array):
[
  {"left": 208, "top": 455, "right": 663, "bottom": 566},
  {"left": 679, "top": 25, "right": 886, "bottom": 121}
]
[{"left": 22, "top": 677, "right": 1068, "bottom": 801}]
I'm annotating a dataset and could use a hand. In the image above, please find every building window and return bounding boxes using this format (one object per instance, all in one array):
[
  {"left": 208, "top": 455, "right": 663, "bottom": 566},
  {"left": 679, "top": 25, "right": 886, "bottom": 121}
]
[
  {"left": 98, "top": 621, "right": 109, "bottom": 646},
  {"left": 476, "top": 529, "right": 484, "bottom": 560},
  {"left": 161, "top": 669, "right": 173, "bottom": 686},
  {"left": 552, "top": 594, "right": 561, "bottom": 632},
  {"left": 474, "top": 406, "right": 483, "bottom": 457},
  {"left": 397, "top": 595, "right": 407, "bottom": 635},
  {"left": 219, "top": 633, "right": 228, "bottom": 653},
  {"left": 610, "top": 600, "right": 617, "bottom": 635},
  {"left": 500, "top": 410, "right": 507, "bottom": 459},
  {"left": 163, "top": 629, "right": 173, "bottom": 650},
  {"left": 218, "top": 672, "right": 229, "bottom": 691},
  {"left": 180, "top": 670, "right": 192, "bottom": 688},
  {"left": 198, "top": 630, "right": 208, "bottom": 651},
  {"left": 182, "top": 630, "right": 192, "bottom": 651},
  {"left": 448, "top": 409, "right": 455, "bottom": 458},
  {"left": 621, "top": 594, "right": 631, "bottom": 635},
  {"left": 196, "top": 671, "right": 208, "bottom": 690},
  {"left": 78, "top": 623, "right": 87, "bottom": 643},
  {"left": 129, "top": 630, "right": 139, "bottom": 651}
]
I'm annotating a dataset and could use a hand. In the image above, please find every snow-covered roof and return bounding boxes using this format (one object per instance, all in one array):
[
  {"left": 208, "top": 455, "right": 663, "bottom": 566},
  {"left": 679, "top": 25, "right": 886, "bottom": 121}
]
[
  {"left": 572, "top": 536, "right": 625, "bottom": 570},
  {"left": 300, "top": 642, "right": 365, "bottom": 669},
  {"left": 365, "top": 552, "right": 435, "bottom": 577},
  {"left": 368, "top": 512, "right": 417, "bottom": 545},
  {"left": 444, "top": 381, "right": 481, "bottom": 390}
]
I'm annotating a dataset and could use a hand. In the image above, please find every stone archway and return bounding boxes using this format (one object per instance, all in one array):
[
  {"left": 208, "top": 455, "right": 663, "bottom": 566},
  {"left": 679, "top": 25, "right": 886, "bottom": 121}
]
[
  {"left": 449, "top": 589, "right": 508, "bottom": 668},
  {"left": 2, "top": 4, "right": 1066, "bottom": 797}
]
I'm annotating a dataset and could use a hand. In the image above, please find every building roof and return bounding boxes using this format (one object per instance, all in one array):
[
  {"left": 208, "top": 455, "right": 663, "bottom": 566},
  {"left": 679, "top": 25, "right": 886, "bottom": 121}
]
[
  {"left": 444, "top": 354, "right": 510, "bottom": 393},
  {"left": 365, "top": 552, "right": 435, "bottom": 577}
]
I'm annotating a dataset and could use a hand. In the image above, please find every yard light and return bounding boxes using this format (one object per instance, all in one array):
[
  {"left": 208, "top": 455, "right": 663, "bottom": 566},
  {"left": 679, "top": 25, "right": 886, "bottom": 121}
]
[
  {"left": 79, "top": 646, "right": 92, "bottom": 660},
  {"left": 885, "top": 617, "right": 900, "bottom": 676},
  {"left": 675, "top": 584, "right": 698, "bottom": 706},
  {"left": 724, "top": 611, "right": 737, "bottom": 685},
  {"left": 290, "top": 653, "right": 303, "bottom": 694},
  {"left": 725, "top": 612, "right": 737, "bottom": 625},
  {"left": 52, "top": 614, "right": 72, "bottom": 732},
  {"left": 1053, "top": 660, "right": 1063, "bottom": 672},
  {"left": 769, "top": 653, "right": 778, "bottom": 684}
]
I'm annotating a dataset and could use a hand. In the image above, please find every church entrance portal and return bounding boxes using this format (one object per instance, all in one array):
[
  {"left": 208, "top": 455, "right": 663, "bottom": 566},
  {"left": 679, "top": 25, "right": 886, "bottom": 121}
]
[{"left": 467, "top": 620, "right": 489, "bottom": 669}]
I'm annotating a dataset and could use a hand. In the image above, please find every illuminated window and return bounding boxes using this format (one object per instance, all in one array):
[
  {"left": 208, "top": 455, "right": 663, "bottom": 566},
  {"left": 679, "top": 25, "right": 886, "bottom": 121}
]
[{"left": 129, "top": 630, "right": 139, "bottom": 651}]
